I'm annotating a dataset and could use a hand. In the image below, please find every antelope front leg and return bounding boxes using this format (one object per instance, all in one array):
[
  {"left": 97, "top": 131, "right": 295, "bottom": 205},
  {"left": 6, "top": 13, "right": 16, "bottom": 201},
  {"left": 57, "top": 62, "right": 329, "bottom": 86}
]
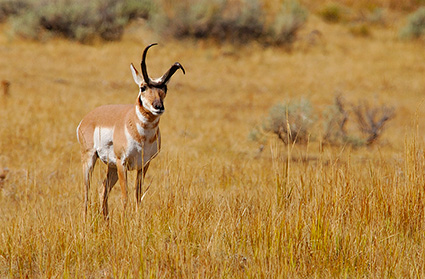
[
  {"left": 116, "top": 159, "right": 128, "bottom": 211},
  {"left": 135, "top": 162, "right": 150, "bottom": 206},
  {"left": 135, "top": 169, "right": 143, "bottom": 206}
]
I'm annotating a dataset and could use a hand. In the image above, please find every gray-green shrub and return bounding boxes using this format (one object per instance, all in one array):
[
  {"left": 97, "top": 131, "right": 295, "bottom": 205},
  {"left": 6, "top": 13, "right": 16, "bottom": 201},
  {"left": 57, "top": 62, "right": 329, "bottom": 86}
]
[
  {"left": 319, "top": 3, "right": 346, "bottom": 23},
  {"left": 265, "top": 98, "right": 315, "bottom": 144},
  {"left": 400, "top": 7, "right": 425, "bottom": 39},
  {"left": 5, "top": 0, "right": 307, "bottom": 45},
  {"left": 251, "top": 96, "right": 395, "bottom": 148},
  {"left": 8, "top": 0, "right": 155, "bottom": 42},
  {"left": 323, "top": 96, "right": 395, "bottom": 147},
  {"left": 268, "top": 0, "right": 308, "bottom": 45},
  {"left": 351, "top": 100, "right": 395, "bottom": 146},
  {"left": 0, "top": 0, "right": 28, "bottom": 22},
  {"left": 322, "top": 96, "right": 365, "bottom": 147},
  {"left": 152, "top": 0, "right": 307, "bottom": 45},
  {"left": 151, "top": 0, "right": 265, "bottom": 43}
]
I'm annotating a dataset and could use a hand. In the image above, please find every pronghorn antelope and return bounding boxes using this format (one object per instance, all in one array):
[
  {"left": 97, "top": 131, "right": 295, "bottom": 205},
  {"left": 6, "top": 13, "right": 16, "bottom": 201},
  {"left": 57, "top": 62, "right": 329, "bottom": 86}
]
[{"left": 77, "top": 43, "right": 185, "bottom": 218}]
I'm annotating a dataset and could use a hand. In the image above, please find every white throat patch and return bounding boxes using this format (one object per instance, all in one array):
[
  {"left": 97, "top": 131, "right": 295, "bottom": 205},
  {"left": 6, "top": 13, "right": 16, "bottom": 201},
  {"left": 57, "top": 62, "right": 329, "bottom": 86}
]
[
  {"left": 135, "top": 106, "right": 160, "bottom": 129},
  {"left": 135, "top": 104, "right": 149, "bottom": 122}
]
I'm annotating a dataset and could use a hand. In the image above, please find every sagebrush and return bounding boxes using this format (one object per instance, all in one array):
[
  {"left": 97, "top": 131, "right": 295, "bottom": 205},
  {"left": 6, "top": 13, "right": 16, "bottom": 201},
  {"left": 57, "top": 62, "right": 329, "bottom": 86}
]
[
  {"left": 253, "top": 96, "right": 395, "bottom": 147},
  {"left": 4, "top": 0, "right": 308, "bottom": 45},
  {"left": 400, "top": 7, "right": 425, "bottom": 39},
  {"left": 152, "top": 0, "right": 307, "bottom": 45},
  {"left": 7, "top": 0, "right": 154, "bottom": 42}
]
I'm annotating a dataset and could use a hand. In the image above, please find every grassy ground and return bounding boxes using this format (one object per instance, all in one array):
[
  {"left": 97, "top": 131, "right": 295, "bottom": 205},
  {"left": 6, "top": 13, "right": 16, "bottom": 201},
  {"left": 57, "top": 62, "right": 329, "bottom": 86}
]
[{"left": 1, "top": 9, "right": 425, "bottom": 278}]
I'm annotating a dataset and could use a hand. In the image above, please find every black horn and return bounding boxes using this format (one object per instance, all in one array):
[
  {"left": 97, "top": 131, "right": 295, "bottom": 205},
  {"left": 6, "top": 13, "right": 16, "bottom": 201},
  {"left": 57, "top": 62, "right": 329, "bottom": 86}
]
[
  {"left": 141, "top": 43, "right": 158, "bottom": 86},
  {"left": 158, "top": 62, "right": 185, "bottom": 86}
]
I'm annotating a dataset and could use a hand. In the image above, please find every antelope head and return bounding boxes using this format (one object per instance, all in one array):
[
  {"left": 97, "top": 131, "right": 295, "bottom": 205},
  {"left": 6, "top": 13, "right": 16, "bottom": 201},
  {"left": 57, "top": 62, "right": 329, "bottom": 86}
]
[{"left": 130, "top": 43, "right": 185, "bottom": 116}]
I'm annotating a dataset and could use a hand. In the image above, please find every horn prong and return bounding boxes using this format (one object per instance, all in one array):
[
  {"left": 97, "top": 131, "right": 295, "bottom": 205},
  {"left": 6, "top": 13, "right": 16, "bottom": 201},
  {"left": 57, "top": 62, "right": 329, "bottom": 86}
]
[{"left": 158, "top": 62, "right": 185, "bottom": 86}]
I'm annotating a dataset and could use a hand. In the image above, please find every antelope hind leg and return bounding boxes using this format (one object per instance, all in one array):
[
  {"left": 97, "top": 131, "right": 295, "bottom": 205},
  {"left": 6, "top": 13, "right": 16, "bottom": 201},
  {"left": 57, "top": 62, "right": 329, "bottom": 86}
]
[{"left": 81, "top": 151, "right": 97, "bottom": 218}]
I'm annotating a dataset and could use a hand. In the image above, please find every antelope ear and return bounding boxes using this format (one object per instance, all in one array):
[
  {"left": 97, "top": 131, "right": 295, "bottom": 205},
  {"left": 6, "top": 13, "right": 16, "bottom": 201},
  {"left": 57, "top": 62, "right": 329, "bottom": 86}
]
[{"left": 130, "top": 63, "right": 143, "bottom": 85}]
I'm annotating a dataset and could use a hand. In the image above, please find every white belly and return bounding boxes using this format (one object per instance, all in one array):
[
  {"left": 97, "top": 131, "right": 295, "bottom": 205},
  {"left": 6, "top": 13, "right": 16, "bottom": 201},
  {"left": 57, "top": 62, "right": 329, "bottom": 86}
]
[
  {"left": 92, "top": 126, "right": 160, "bottom": 170},
  {"left": 93, "top": 127, "right": 117, "bottom": 166}
]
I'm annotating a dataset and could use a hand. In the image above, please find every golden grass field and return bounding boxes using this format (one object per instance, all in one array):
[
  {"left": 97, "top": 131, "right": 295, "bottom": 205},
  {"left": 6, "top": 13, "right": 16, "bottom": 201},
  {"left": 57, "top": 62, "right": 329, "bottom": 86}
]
[{"left": 1, "top": 6, "right": 425, "bottom": 278}]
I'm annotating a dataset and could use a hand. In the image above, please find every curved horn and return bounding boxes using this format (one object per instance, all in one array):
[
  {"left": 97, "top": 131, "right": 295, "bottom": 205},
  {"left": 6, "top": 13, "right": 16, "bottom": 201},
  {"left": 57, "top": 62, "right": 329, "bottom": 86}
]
[
  {"left": 158, "top": 62, "right": 185, "bottom": 86},
  {"left": 141, "top": 43, "right": 158, "bottom": 86}
]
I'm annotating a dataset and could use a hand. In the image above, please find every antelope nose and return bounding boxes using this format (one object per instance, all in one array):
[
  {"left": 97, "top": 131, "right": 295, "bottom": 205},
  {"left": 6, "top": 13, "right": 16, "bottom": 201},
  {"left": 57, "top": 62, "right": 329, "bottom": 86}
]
[{"left": 153, "top": 100, "right": 164, "bottom": 111}]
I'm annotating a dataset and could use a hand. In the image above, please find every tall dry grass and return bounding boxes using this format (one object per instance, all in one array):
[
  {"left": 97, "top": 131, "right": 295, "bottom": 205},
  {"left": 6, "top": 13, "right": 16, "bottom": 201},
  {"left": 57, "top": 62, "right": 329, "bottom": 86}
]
[{"left": 1, "top": 11, "right": 425, "bottom": 278}]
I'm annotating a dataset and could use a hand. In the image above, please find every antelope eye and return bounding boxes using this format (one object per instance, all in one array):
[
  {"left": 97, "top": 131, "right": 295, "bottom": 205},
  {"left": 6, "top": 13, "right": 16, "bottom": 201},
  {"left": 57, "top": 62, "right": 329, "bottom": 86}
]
[{"left": 140, "top": 85, "right": 147, "bottom": 92}]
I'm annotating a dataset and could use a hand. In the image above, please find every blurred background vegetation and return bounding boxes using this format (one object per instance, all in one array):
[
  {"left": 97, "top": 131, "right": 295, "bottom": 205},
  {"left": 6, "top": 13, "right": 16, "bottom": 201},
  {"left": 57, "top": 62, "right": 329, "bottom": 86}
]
[
  {"left": 1, "top": 0, "right": 422, "bottom": 148},
  {"left": 0, "top": 0, "right": 424, "bottom": 44}
]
